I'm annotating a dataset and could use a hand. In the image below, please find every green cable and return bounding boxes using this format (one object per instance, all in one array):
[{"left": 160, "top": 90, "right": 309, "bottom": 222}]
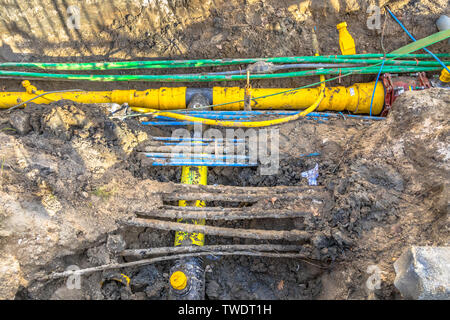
[
  {"left": 118, "top": 65, "right": 386, "bottom": 118},
  {"left": 131, "top": 50, "right": 434, "bottom": 114},
  {"left": 0, "top": 65, "right": 441, "bottom": 82},
  {"left": 0, "top": 54, "right": 449, "bottom": 70}
]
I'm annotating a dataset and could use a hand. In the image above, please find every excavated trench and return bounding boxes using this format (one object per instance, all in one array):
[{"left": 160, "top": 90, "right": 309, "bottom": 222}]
[{"left": 0, "top": 0, "right": 448, "bottom": 300}]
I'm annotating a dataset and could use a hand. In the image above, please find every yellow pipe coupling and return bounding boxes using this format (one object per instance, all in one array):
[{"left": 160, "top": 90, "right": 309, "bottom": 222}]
[
  {"left": 111, "top": 87, "right": 186, "bottom": 110},
  {"left": 212, "top": 81, "right": 385, "bottom": 115}
]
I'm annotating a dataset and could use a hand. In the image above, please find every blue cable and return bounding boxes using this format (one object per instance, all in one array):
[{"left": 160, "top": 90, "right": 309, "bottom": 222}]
[
  {"left": 370, "top": 59, "right": 386, "bottom": 116},
  {"left": 299, "top": 152, "right": 321, "bottom": 158},
  {"left": 386, "top": 7, "right": 449, "bottom": 73}
]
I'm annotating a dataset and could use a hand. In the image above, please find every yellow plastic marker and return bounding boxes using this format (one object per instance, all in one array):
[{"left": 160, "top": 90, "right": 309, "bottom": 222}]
[
  {"left": 440, "top": 67, "right": 450, "bottom": 82},
  {"left": 100, "top": 273, "right": 131, "bottom": 287},
  {"left": 337, "top": 22, "right": 356, "bottom": 55},
  {"left": 170, "top": 271, "right": 188, "bottom": 290}
]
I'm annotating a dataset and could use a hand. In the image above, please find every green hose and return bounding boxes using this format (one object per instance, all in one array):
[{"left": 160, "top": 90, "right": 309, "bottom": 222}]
[
  {"left": 0, "top": 54, "right": 449, "bottom": 70},
  {"left": 0, "top": 65, "right": 441, "bottom": 82}
]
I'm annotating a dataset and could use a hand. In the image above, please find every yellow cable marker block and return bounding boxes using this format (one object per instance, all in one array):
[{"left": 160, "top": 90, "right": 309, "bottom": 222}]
[
  {"left": 440, "top": 67, "right": 450, "bottom": 82},
  {"left": 337, "top": 22, "right": 356, "bottom": 55},
  {"left": 170, "top": 271, "right": 188, "bottom": 290}
]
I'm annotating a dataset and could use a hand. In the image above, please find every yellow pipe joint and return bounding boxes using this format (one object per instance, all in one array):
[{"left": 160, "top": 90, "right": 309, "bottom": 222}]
[
  {"left": 111, "top": 87, "right": 186, "bottom": 110},
  {"left": 212, "top": 81, "right": 385, "bottom": 115}
]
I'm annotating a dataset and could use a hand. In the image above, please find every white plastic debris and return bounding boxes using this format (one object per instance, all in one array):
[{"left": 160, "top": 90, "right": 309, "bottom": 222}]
[
  {"left": 301, "top": 163, "right": 319, "bottom": 186},
  {"left": 436, "top": 15, "right": 450, "bottom": 45}
]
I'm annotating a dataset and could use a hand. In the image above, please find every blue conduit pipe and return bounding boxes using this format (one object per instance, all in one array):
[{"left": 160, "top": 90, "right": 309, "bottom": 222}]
[
  {"left": 149, "top": 161, "right": 258, "bottom": 167},
  {"left": 161, "top": 141, "right": 245, "bottom": 146},
  {"left": 142, "top": 119, "right": 328, "bottom": 126},
  {"left": 151, "top": 137, "right": 245, "bottom": 142},
  {"left": 142, "top": 111, "right": 384, "bottom": 126},
  {"left": 299, "top": 153, "right": 321, "bottom": 158},
  {"left": 154, "top": 115, "right": 254, "bottom": 121},
  {"left": 145, "top": 153, "right": 251, "bottom": 160},
  {"left": 143, "top": 121, "right": 201, "bottom": 126},
  {"left": 174, "top": 111, "right": 383, "bottom": 119}
]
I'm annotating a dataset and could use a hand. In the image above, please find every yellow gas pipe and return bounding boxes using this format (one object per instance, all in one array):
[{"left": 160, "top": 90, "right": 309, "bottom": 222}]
[
  {"left": 0, "top": 80, "right": 186, "bottom": 110},
  {"left": 169, "top": 165, "right": 207, "bottom": 293},
  {"left": 211, "top": 82, "right": 383, "bottom": 114},
  {"left": 0, "top": 80, "right": 385, "bottom": 115}
]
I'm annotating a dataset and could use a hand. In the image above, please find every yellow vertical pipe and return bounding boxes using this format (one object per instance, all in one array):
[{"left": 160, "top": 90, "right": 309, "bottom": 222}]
[{"left": 174, "top": 165, "right": 208, "bottom": 247}]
